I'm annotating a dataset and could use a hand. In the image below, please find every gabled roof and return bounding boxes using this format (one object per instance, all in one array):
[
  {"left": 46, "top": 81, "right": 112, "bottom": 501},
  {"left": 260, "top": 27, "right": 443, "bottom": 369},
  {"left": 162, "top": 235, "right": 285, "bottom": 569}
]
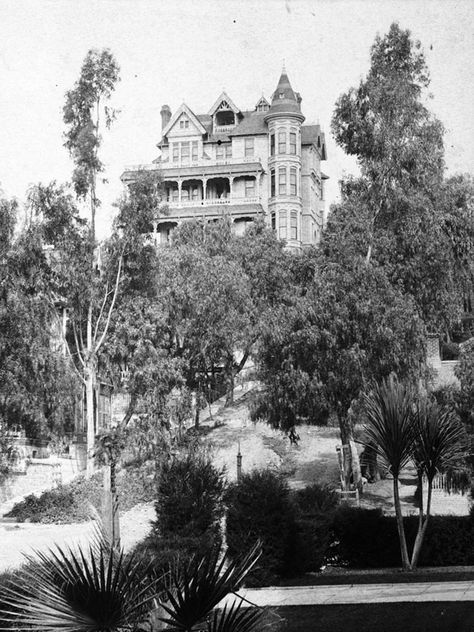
[
  {"left": 255, "top": 95, "right": 270, "bottom": 110},
  {"left": 162, "top": 103, "right": 207, "bottom": 137},
  {"left": 208, "top": 92, "right": 241, "bottom": 116}
]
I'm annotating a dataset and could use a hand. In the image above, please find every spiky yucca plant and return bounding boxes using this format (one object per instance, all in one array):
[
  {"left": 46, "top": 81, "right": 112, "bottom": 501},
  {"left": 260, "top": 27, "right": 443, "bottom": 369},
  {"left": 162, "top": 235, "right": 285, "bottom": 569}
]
[
  {"left": 363, "top": 375, "right": 415, "bottom": 569},
  {"left": 410, "top": 401, "right": 469, "bottom": 567},
  {"left": 159, "top": 541, "right": 263, "bottom": 631},
  {"left": 0, "top": 528, "right": 263, "bottom": 632},
  {"left": 0, "top": 543, "right": 158, "bottom": 631}
]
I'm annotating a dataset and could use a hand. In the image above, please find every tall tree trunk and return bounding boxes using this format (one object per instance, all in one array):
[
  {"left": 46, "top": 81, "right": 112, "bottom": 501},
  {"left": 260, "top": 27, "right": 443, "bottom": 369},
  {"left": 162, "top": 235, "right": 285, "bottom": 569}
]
[
  {"left": 410, "top": 478, "right": 432, "bottom": 569},
  {"left": 393, "top": 477, "right": 410, "bottom": 569},
  {"left": 86, "top": 304, "right": 96, "bottom": 475},
  {"left": 225, "top": 357, "right": 235, "bottom": 407},
  {"left": 85, "top": 361, "right": 96, "bottom": 476},
  {"left": 194, "top": 389, "right": 200, "bottom": 429},
  {"left": 338, "top": 414, "right": 362, "bottom": 490}
]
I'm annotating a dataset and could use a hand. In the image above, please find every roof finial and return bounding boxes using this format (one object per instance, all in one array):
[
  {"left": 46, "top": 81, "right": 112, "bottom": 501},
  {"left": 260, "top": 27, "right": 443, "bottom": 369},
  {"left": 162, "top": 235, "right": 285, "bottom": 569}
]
[{"left": 282, "top": 58, "right": 286, "bottom": 73}]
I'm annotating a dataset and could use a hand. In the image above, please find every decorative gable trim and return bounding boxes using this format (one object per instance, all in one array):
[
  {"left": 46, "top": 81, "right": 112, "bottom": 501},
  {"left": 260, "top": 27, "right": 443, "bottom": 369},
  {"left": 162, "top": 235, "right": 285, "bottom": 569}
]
[
  {"left": 208, "top": 92, "right": 241, "bottom": 116},
  {"left": 162, "top": 103, "right": 207, "bottom": 137}
]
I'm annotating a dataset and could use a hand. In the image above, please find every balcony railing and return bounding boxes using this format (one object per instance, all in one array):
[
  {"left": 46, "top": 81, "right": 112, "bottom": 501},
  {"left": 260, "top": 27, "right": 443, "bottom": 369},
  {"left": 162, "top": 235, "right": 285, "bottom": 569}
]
[
  {"left": 124, "top": 156, "right": 262, "bottom": 172},
  {"left": 168, "top": 196, "right": 260, "bottom": 208}
]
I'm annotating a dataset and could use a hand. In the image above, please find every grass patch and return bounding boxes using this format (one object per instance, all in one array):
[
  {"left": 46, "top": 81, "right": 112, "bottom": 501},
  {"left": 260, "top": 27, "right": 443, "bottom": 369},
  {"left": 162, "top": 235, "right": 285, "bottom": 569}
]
[
  {"left": 272, "top": 603, "right": 474, "bottom": 632},
  {"left": 5, "top": 463, "right": 155, "bottom": 524}
]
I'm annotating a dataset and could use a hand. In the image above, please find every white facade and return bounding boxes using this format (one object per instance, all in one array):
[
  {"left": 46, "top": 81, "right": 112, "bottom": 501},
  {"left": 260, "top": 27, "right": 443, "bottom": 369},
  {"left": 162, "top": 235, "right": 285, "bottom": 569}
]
[{"left": 121, "top": 70, "right": 327, "bottom": 249}]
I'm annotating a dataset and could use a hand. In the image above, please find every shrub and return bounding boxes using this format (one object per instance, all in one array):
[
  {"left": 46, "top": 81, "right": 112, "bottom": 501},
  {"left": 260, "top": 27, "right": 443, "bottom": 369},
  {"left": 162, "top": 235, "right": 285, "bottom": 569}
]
[
  {"left": 153, "top": 452, "right": 226, "bottom": 542},
  {"left": 6, "top": 464, "right": 154, "bottom": 523},
  {"left": 291, "top": 484, "right": 340, "bottom": 572},
  {"left": 440, "top": 341, "right": 460, "bottom": 361},
  {"left": 226, "top": 469, "right": 299, "bottom": 586},
  {"left": 333, "top": 506, "right": 474, "bottom": 568}
]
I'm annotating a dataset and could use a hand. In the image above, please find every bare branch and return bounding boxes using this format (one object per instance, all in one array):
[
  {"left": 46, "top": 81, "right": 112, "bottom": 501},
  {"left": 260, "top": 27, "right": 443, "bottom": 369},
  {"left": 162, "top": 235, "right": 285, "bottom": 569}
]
[
  {"left": 95, "top": 254, "right": 123, "bottom": 353},
  {"left": 71, "top": 320, "right": 86, "bottom": 367},
  {"left": 93, "top": 281, "right": 110, "bottom": 343}
]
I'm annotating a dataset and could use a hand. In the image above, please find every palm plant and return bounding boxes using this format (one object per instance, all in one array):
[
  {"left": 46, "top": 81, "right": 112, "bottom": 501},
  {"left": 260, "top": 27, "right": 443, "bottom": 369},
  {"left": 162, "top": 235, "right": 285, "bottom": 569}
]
[
  {"left": 159, "top": 542, "right": 263, "bottom": 631},
  {"left": 362, "top": 376, "right": 415, "bottom": 568},
  {"left": 410, "top": 400, "right": 469, "bottom": 567},
  {"left": 0, "top": 533, "right": 263, "bottom": 632},
  {"left": 0, "top": 544, "right": 158, "bottom": 631}
]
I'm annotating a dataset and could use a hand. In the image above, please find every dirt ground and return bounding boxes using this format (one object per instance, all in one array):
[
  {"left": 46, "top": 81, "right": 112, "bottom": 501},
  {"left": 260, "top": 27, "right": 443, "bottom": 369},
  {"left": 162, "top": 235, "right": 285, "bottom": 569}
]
[{"left": 0, "top": 384, "right": 469, "bottom": 572}]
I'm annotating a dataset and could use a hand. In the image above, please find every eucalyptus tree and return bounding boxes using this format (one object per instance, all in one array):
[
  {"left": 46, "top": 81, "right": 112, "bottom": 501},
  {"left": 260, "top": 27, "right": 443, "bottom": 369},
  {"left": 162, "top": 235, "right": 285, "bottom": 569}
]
[{"left": 57, "top": 49, "right": 121, "bottom": 470}]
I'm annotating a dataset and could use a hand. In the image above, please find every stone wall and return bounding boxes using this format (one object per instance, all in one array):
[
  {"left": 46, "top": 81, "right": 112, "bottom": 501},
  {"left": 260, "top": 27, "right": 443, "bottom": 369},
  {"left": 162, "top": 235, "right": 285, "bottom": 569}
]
[{"left": 0, "top": 457, "right": 81, "bottom": 506}]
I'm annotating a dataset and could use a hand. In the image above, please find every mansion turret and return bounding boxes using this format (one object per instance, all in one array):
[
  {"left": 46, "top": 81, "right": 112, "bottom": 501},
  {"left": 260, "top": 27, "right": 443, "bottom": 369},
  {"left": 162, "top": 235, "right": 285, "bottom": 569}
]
[{"left": 121, "top": 68, "right": 327, "bottom": 249}]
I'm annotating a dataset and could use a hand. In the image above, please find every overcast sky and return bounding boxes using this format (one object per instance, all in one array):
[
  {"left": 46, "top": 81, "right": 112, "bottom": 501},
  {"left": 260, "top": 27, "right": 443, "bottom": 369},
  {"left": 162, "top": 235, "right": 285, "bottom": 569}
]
[{"left": 1, "top": 0, "right": 473, "bottom": 237}]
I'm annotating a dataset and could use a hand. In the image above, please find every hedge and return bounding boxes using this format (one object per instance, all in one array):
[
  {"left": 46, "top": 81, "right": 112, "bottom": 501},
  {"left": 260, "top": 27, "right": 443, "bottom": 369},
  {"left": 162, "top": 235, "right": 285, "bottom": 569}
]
[{"left": 333, "top": 506, "right": 474, "bottom": 568}]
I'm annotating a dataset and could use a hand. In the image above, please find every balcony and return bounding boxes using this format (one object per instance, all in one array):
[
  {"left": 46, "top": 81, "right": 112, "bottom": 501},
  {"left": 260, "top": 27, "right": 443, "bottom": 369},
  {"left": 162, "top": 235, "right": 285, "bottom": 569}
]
[
  {"left": 124, "top": 157, "right": 262, "bottom": 172},
  {"left": 168, "top": 196, "right": 260, "bottom": 209}
]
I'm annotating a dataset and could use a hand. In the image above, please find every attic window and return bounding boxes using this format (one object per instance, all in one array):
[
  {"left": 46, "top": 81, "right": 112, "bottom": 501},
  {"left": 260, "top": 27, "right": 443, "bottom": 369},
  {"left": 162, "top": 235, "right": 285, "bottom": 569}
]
[
  {"left": 180, "top": 119, "right": 189, "bottom": 129},
  {"left": 279, "top": 92, "right": 284, "bottom": 99},
  {"left": 215, "top": 110, "right": 235, "bottom": 126}
]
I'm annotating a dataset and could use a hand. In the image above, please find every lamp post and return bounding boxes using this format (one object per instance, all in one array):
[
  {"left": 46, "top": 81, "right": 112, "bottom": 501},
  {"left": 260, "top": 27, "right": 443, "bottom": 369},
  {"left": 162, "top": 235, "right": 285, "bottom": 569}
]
[{"left": 236, "top": 440, "right": 242, "bottom": 482}]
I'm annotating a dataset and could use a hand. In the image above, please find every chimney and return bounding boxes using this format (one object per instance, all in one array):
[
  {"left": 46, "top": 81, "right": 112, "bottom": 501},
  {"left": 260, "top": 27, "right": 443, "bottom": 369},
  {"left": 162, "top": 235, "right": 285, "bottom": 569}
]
[{"left": 160, "top": 104, "right": 172, "bottom": 131}]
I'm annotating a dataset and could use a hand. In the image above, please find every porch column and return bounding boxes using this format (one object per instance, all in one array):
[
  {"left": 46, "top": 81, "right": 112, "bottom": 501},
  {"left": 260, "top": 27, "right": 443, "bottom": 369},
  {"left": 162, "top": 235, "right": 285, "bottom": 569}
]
[
  {"left": 203, "top": 177, "right": 207, "bottom": 202},
  {"left": 256, "top": 172, "right": 260, "bottom": 200},
  {"left": 178, "top": 179, "right": 182, "bottom": 204}
]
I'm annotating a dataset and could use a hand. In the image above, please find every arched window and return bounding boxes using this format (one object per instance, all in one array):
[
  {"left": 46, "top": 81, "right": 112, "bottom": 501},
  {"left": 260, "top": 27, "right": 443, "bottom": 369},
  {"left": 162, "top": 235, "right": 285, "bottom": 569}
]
[
  {"left": 279, "top": 210, "right": 288, "bottom": 239},
  {"left": 289, "top": 130, "right": 297, "bottom": 155},
  {"left": 270, "top": 169, "right": 275, "bottom": 197},
  {"left": 271, "top": 212, "right": 276, "bottom": 231},
  {"left": 290, "top": 211, "right": 298, "bottom": 240},
  {"left": 278, "top": 130, "right": 286, "bottom": 154},
  {"left": 278, "top": 167, "right": 287, "bottom": 195},
  {"left": 290, "top": 167, "right": 297, "bottom": 196}
]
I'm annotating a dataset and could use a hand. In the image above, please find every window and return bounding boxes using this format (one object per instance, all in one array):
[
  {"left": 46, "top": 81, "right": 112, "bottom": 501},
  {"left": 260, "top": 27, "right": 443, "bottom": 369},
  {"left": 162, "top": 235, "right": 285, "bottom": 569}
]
[
  {"left": 278, "top": 131, "right": 286, "bottom": 154},
  {"left": 271, "top": 212, "right": 276, "bottom": 231},
  {"left": 279, "top": 211, "right": 287, "bottom": 239},
  {"left": 270, "top": 169, "right": 275, "bottom": 197},
  {"left": 290, "top": 211, "right": 298, "bottom": 240},
  {"left": 181, "top": 188, "right": 189, "bottom": 201},
  {"left": 191, "top": 186, "right": 200, "bottom": 200},
  {"left": 245, "top": 178, "right": 255, "bottom": 197},
  {"left": 171, "top": 188, "right": 179, "bottom": 202},
  {"left": 192, "top": 141, "right": 198, "bottom": 161},
  {"left": 290, "top": 167, "right": 297, "bottom": 196},
  {"left": 216, "top": 144, "right": 232, "bottom": 160},
  {"left": 181, "top": 142, "right": 190, "bottom": 163},
  {"left": 278, "top": 167, "right": 287, "bottom": 195},
  {"left": 270, "top": 133, "right": 275, "bottom": 156},
  {"left": 244, "top": 137, "right": 254, "bottom": 157},
  {"left": 172, "top": 144, "right": 179, "bottom": 162},
  {"left": 290, "top": 132, "right": 297, "bottom": 155},
  {"left": 180, "top": 119, "right": 189, "bottom": 129}
]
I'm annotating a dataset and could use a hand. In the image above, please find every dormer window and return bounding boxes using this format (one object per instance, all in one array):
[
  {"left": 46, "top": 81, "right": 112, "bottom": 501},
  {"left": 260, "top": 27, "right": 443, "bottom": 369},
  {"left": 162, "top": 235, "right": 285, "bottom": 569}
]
[{"left": 215, "top": 110, "right": 235, "bottom": 127}]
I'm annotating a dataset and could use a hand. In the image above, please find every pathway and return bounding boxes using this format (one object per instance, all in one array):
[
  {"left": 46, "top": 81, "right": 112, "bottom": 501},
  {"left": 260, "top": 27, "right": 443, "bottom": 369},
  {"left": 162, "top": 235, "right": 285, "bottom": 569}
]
[{"left": 224, "top": 581, "right": 474, "bottom": 607}]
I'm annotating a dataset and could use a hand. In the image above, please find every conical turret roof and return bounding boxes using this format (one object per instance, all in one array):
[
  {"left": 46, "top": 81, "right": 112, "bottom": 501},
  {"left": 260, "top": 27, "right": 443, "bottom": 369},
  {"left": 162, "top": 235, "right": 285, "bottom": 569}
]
[{"left": 267, "top": 68, "right": 302, "bottom": 116}]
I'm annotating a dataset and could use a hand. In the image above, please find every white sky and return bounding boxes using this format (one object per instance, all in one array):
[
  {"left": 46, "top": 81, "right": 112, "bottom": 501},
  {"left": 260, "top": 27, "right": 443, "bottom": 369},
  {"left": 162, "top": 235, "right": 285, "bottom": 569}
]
[{"left": 1, "top": 0, "right": 473, "bottom": 237}]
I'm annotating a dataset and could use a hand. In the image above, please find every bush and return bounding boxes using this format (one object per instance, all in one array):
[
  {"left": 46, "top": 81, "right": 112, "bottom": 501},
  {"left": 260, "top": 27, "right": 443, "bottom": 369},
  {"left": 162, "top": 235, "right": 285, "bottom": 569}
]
[
  {"left": 6, "top": 464, "right": 155, "bottom": 523},
  {"left": 440, "top": 341, "right": 460, "bottom": 361},
  {"left": 153, "top": 452, "right": 226, "bottom": 542},
  {"left": 226, "top": 469, "right": 299, "bottom": 586},
  {"left": 333, "top": 506, "right": 474, "bottom": 568},
  {"left": 292, "top": 484, "right": 340, "bottom": 572}
]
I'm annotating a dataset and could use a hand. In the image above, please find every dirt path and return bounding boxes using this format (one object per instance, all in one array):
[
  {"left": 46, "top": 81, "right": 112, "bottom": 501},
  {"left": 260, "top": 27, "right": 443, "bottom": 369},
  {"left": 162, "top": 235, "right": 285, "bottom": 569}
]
[{"left": 0, "top": 384, "right": 469, "bottom": 573}]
